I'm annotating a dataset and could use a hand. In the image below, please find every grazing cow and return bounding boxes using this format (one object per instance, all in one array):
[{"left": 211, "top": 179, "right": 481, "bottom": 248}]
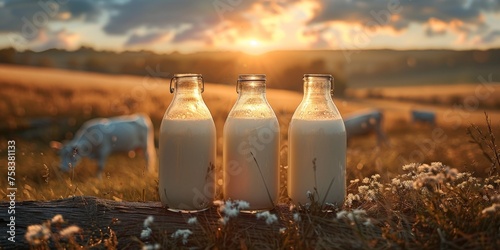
[
  {"left": 344, "top": 109, "right": 388, "bottom": 146},
  {"left": 411, "top": 110, "right": 436, "bottom": 127},
  {"left": 51, "top": 114, "right": 156, "bottom": 177}
]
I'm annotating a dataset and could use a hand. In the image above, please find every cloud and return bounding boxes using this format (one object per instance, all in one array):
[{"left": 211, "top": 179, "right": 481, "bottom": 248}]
[
  {"left": 0, "top": 0, "right": 102, "bottom": 33},
  {"left": 125, "top": 31, "right": 172, "bottom": 47},
  {"left": 8, "top": 27, "right": 81, "bottom": 51},
  {"left": 310, "top": 0, "right": 499, "bottom": 29},
  {"left": 482, "top": 30, "right": 500, "bottom": 43},
  {"left": 103, "top": 0, "right": 301, "bottom": 45},
  {"left": 304, "top": 0, "right": 500, "bottom": 46}
]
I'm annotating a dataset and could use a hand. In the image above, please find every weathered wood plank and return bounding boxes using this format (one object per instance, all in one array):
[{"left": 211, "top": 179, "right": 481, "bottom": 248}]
[{"left": 0, "top": 196, "right": 283, "bottom": 249}]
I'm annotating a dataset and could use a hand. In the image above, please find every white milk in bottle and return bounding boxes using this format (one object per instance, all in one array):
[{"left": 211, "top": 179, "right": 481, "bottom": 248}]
[
  {"left": 288, "top": 119, "right": 346, "bottom": 205},
  {"left": 288, "top": 74, "right": 346, "bottom": 206},
  {"left": 224, "top": 117, "right": 279, "bottom": 209},
  {"left": 159, "top": 74, "right": 216, "bottom": 212},
  {"left": 159, "top": 119, "right": 216, "bottom": 210},
  {"left": 223, "top": 74, "right": 279, "bottom": 211}
]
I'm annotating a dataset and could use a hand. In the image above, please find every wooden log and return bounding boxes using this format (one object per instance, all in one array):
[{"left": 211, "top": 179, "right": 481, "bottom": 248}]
[{"left": 0, "top": 196, "right": 285, "bottom": 249}]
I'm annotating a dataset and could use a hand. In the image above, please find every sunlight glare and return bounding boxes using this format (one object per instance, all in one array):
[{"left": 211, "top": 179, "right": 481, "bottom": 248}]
[{"left": 249, "top": 39, "right": 260, "bottom": 47}]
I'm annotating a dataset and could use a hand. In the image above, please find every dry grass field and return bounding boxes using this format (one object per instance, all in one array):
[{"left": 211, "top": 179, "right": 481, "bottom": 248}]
[
  {"left": 0, "top": 64, "right": 498, "bottom": 203},
  {"left": 1, "top": 64, "right": 499, "bottom": 249}
]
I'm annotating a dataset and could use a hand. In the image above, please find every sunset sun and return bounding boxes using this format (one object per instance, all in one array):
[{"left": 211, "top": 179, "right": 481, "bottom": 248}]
[{"left": 242, "top": 38, "right": 267, "bottom": 55}]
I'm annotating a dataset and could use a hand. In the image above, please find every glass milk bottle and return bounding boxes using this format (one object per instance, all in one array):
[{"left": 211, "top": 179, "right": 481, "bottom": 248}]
[
  {"left": 223, "top": 74, "right": 280, "bottom": 211},
  {"left": 159, "top": 74, "right": 216, "bottom": 212},
  {"left": 288, "top": 74, "right": 346, "bottom": 206}
]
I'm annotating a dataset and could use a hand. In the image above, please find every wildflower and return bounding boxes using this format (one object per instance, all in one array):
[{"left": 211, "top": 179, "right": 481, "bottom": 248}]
[
  {"left": 219, "top": 217, "right": 229, "bottom": 225},
  {"left": 446, "top": 168, "right": 459, "bottom": 180},
  {"left": 363, "top": 218, "right": 373, "bottom": 227},
  {"left": 236, "top": 200, "right": 250, "bottom": 210},
  {"left": 482, "top": 204, "right": 500, "bottom": 215},
  {"left": 59, "top": 225, "right": 81, "bottom": 239},
  {"left": 366, "top": 190, "right": 376, "bottom": 201},
  {"left": 51, "top": 214, "right": 64, "bottom": 224},
  {"left": 457, "top": 181, "right": 467, "bottom": 189},
  {"left": 141, "top": 228, "right": 152, "bottom": 240},
  {"left": 171, "top": 229, "right": 192, "bottom": 245},
  {"left": 402, "top": 163, "right": 417, "bottom": 171},
  {"left": 187, "top": 217, "right": 198, "bottom": 225},
  {"left": 358, "top": 185, "right": 369, "bottom": 194},
  {"left": 293, "top": 213, "right": 301, "bottom": 222},
  {"left": 289, "top": 204, "right": 296, "bottom": 212},
  {"left": 279, "top": 228, "right": 286, "bottom": 233},
  {"left": 371, "top": 174, "right": 380, "bottom": 180},
  {"left": 336, "top": 210, "right": 348, "bottom": 219},
  {"left": 352, "top": 209, "right": 366, "bottom": 216},
  {"left": 362, "top": 177, "right": 370, "bottom": 184},
  {"left": 256, "top": 211, "right": 278, "bottom": 225},
  {"left": 25, "top": 224, "right": 51, "bottom": 245},
  {"left": 350, "top": 179, "right": 359, "bottom": 184},
  {"left": 306, "top": 190, "right": 313, "bottom": 199},
  {"left": 337, "top": 209, "right": 366, "bottom": 221},
  {"left": 402, "top": 180, "right": 413, "bottom": 189},
  {"left": 143, "top": 216, "right": 154, "bottom": 228},
  {"left": 345, "top": 193, "right": 360, "bottom": 207},
  {"left": 142, "top": 244, "right": 161, "bottom": 250},
  {"left": 391, "top": 178, "right": 401, "bottom": 186},
  {"left": 220, "top": 202, "right": 239, "bottom": 218}
]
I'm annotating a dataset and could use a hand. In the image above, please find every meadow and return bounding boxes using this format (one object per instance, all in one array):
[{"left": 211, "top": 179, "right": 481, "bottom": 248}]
[{"left": 1, "top": 64, "right": 499, "bottom": 248}]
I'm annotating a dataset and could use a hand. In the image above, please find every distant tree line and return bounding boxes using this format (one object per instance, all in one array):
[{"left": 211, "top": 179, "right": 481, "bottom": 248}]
[{"left": 1, "top": 47, "right": 499, "bottom": 95}]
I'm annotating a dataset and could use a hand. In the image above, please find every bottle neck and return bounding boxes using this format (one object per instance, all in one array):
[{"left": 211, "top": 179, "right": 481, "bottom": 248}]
[
  {"left": 172, "top": 76, "right": 203, "bottom": 98},
  {"left": 303, "top": 79, "right": 332, "bottom": 99},
  {"left": 238, "top": 81, "right": 266, "bottom": 96}
]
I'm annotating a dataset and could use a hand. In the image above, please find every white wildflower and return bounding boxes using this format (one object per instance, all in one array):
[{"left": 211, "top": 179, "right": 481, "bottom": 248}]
[
  {"left": 59, "top": 225, "right": 81, "bottom": 239},
  {"left": 402, "top": 180, "right": 413, "bottom": 189},
  {"left": 352, "top": 209, "right": 366, "bottom": 216},
  {"left": 483, "top": 195, "right": 489, "bottom": 201},
  {"left": 457, "top": 181, "right": 467, "bottom": 189},
  {"left": 51, "top": 214, "right": 64, "bottom": 224},
  {"left": 336, "top": 210, "right": 348, "bottom": 219},
  {"left": 345, "top": 193, "right": 360, "bottom": 207},
  {"left": 143, "top": 216, "right": 154, "bottom": 228},
  {"left": 256, "top": 211, "right": 278, "bottom": 225},
  {"left": 358, "top": 185, "right": 369, "bottom": 194},
  {"left": 402, "top": 163, "right": 416, "bottom": 171},
  {"left": 171, "top": 229, "right": 192, "bottom": 245},
  {"left": 350, "top": 179, "right": 359, "bottom": 184},
  {"left": 279, "top": 227, "right": 286, "bottom": 233},
  {"left": 141, "top": 227, "right": 152, "bottom": 240},
  {"left": 446, "top": 168, "right": 459, "bottom": 180},
  {"left": 222, "top": 206, "right": 239, "bottom": 218},
  {"left": 306, "top": 190, "right": 313, "bottom": 199},
  {"left": 363, "top": 218, "right": 373, "bottom": 227},
  {"left": 485, "top": 184, "right": 494, "bottom": 190},
  {"left": 236, "top": 200, "right": 250, "bottom": 210},
  {"left": 347, "top": 212, "right": 355, "bottom": 221},
  {"left": 142, "top": 244, "right": 161, "bottom": 250},
  {"left": 362, "top": 177, "right": 370, "bottom": 184},
  {"left": 25, "top": 224, "right": 50, "bottom": 245},
  {"left": 372, "top": 174, "right": 380, "bottom": 180},
  {"left": 219, "top": 217, "right": 229, "bottom": 225},
  {"left": 366, "top": 190, "right": 376, "bottom": 201},
  {"left": 187, "top": 217, "right": 198, "bottom": 225},
  {"left": 391, "top": 178, "right": 401, "bottom": 186},
  {"left": 293, "top": 213, "right": 301, "bottom": 222}
]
